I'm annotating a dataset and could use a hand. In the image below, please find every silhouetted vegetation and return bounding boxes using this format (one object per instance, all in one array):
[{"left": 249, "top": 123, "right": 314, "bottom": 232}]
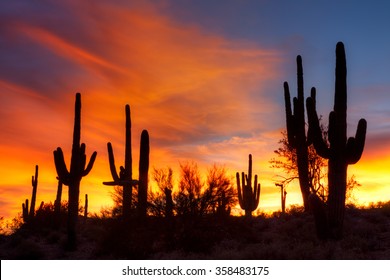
[
  {"left": 306, "top": 42, "right": 367, "bottom": 240},
  {"left": 283, "top": 56, "right": 312, "bottom": 210},
  {"left": 1, "top": 202, "right": 390, "bottom": 259},
  {"left": 53, "top": 93, "right": 97, "bottom": 250},
  {"left": 236, "top": 154, "right": 261, "bottom": 218},
  {"left": 22, "top": 165, "right": 43, "bottom": 223}
]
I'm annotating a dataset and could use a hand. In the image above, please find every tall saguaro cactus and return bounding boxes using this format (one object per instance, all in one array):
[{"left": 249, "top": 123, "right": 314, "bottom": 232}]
[
  {"left": 306, "top": 42, "right": 367, "bottom": 239},
  {"left": 53, "top": 93, "right": 97, "bottom": 248},
  {"left": 103, "top": 105, "right": 150, "bottom": 221},
  {"left": 236, "top": 154, "right": 261, "bottom": 217},
  {"left": 284, "top": 56, "right": 313, "bottom": 210},
  {"left": 104, "top": 105, "right": 135, "bottom": 220}
]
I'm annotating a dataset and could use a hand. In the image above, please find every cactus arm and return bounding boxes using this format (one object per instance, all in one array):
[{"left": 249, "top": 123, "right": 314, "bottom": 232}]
[
  {"left": 247, "top": 154, "right": 252, "bottom": 187},
  {"left": 306, "top": 88, "right": 316, "bottom": 145},
  {"left": 346, "top": 119, "right": 367, "bottom": 164},
  {"left": 106, "top": 142, "right": 120, "bottom": 182},
  {"left": 53, "top": 148, "right": 71, "bottom": 185},
  {"left": 284, "top": 82, "right": 296, "bottom": 147},
  {"left": 253, "top": 175, "right": 260, "bottom": 210},
  {"left": 124, "top": 104, "right": 132, "bottom": 179},
  {"left": 306, "top": 95, "right": 331, "bottom": 159},
  {"left": 83, "top": 150, "right": 97, "bottom": 176},
  {"left": 22, "top": 199, "right": 29, "bottom": 222},
  {"left": 255, "top": 183, "right": 261, "bottom": 209},
  {"left": 236, "top": 172, "right": 244, "bottom": 209},
  {"left": 32, "top": 165, "right": 38, "bottom": 187}
]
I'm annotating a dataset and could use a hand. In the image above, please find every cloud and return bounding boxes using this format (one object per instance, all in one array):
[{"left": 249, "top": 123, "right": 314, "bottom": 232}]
[{"left": 0, "top": 0, "right": 284, "bottom": 219}]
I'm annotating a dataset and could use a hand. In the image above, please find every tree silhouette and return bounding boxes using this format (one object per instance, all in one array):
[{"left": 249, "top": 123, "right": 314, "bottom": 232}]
[{"left": 270, "top": 130, "right": 327, "bottom": 202}]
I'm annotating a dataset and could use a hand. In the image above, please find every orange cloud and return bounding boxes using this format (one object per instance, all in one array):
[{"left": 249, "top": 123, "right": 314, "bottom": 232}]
[{"left": 0, "top": 1, "right": 285, "bottom": 222}]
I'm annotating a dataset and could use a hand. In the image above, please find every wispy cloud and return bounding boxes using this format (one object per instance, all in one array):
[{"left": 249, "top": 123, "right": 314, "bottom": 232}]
[{"left": 0, "top": 1, "right": 284, "bottom": 219}]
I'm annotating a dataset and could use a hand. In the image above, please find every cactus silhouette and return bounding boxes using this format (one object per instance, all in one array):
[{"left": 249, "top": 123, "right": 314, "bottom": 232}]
[
  {"left": 103, "top": 105, "right": 150, "bottom": 220},
  {"left": 164, "top": 187, "right": 174, "bottom": 218},
  {"left": 284, "top": 56, "right": 312, "bottom": 210},
  {"left": 138, "top": 129, "right": 150, "bottom": 219},
  {"left": 53, "top": 93, "right": 97, "bottom": 248},
  {"left": 306, "top": 42, "right": 367, "bottom": 239},
  {"left": 84, "top": 194, "right": 88, "bottom": 224},
  {"left": 54, "top": 177, "right": 63, "bottom": 215},
  {"left": 276, "top": 183, "right": 287, "bottom": 214},
  {"left": 236, "top": 154, "right": 261, "bottom": 217},
  {"left": 22, "top": 165, "right": 39, "bottom": 223}
]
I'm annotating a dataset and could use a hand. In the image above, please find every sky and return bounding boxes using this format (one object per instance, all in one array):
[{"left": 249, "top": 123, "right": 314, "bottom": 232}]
[{"left": 1, "top": 0, "right": 390, "bottom": 221}]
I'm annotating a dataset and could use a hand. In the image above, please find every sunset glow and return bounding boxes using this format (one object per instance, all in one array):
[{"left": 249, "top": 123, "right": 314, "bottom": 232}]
[{"left": 1, "top": 1, "right": 390, "bottom": 223}]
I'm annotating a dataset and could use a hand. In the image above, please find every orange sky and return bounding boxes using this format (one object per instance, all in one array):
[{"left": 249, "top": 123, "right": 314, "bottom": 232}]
[{"left": 1, "top": 1, "right": 389, "bottom": 222}]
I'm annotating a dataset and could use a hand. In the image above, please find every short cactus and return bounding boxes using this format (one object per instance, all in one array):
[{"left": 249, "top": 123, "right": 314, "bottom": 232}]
[
  {"left": 22, "top": 165, "right": 39, "bottom": 223},
  {"left": 236, "top": 154, "right": 261, "bottom": 217}
]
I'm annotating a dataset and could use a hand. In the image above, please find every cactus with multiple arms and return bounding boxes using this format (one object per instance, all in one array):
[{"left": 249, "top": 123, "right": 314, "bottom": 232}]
[
  {"left": 236, "top": 154, "right": 261, "bottom": 217},
  {"left": 284, "top": 56, "right": 312, "bottom": 210},
  {"left": 104, "top": 104, "right": 136, "bottom": 220},
  {"left": 103, "top": 105, "right": 150, "bottom": 220},
  {"left": 53, "top": 93, "right": 97, "bottom": 248},
  {"left": 306, "top": 42, "right": 367, "bottom": 239}
]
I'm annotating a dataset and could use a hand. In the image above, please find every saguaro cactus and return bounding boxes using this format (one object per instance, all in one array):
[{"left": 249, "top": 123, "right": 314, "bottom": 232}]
[
  {"left": 164, "top": 187, "right": 173, "bottom": 218},
  {"left": 22, "top": 165, "right": 39, "bottom": 223},
  {"left": 284, "top": 56, "right": 312, "bottom": 210},
  {"left": 104, "top": 105, "right": 136, "bottom": 219},
  {"left": 84, "top": 194, "right": 88, "bottom": 224},
  {"left": 275, "top": 183, "right": 287, "bottom": 214},
  {"left": 53, "top": 93, "right": 97, "bottom": 248},
  {"left": 306, "top": 42, "right": 367, "bottom": 239},
  {"left": 236, "top": 154, "right": 261, "bottom": 217},
  {"left": 138, "top": 130, "right": 150, "bottom": 219},
  {"left": 103, "top": 105, "right": 150, "bottom": 221}
]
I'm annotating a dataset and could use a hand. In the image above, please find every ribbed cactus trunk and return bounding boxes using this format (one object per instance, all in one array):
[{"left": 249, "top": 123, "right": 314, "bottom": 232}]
[
  {"left": 284, "top": 56, "right": 312, "bottom": 210},
  {"left": 122, "top": 104, "right": 133, "bottom": 219},
  {"left": 138, "top": 130, "right": 150, "bottom": 219},
  {"left": 236, "top": 154, "right": 261, "bottom": 218},
  {"left": 54, "top": 93, "right": 97, "bottom": 249},
  {"left": 306, "top": 42, "right": 367, "bottom": 239}
]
